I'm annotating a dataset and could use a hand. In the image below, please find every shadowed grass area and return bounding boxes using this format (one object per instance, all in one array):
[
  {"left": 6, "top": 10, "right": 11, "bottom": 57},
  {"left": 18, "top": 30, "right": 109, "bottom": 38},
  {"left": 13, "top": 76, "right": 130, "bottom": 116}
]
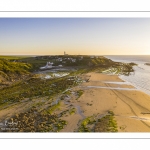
[
  {"left": 0, "top": 59, "right": 32, "bottom": 79},
  {"left": 69, "top": 107, "right": 76, "bottom": 115},
  {"left": 94, "top": 111, "right": 118, "bottom": 132},
  {"left": 46, "top": 102, "right": 60, "bottom": 114},
  {"left": 0, "top": 75, "right": 79, "bottom": 107},
  {"left": 76, "top": 90, "right": 84, "bottom": 100},
  {"left": 77, "top": 116, "right": 96, "bottom": 132},
  {"left": 77, "top": 111, "right": 118, "bottom": 132},
  {"left": 0, "top": 106, "right": 67, "bottom": 132}
]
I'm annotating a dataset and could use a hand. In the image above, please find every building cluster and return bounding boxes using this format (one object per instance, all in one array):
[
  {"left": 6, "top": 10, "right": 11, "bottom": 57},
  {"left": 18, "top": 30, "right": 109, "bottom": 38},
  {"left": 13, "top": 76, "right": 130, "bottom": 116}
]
[{"left": 39, "top": 52, "right": 86, "bottom": 70}]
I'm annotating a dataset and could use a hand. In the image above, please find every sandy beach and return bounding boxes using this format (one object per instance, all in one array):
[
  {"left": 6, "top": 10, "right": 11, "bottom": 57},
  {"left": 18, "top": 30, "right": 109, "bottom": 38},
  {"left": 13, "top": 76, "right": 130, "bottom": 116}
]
[
  {"left": 61, "top": 72, "right": 150, "bottom": 132},
  {"left": 1, "top": 71, "right": 150, "bottom": 132}
]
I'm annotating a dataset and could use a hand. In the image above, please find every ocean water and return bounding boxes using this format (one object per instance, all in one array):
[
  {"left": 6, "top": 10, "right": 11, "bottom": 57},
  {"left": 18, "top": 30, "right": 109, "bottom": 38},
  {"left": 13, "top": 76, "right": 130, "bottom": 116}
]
[{"left": 104, "top": 55, "right": 150, "bottom": 96}]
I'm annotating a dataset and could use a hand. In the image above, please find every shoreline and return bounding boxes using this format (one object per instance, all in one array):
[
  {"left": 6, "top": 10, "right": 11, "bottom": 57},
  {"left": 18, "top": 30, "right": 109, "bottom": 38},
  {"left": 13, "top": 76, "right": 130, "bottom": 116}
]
[
  {"left": 119, "top": 65, "right": 150, "bottom": 96},
  {"left": 105, "top": 56, "right": 150, "bottom": 96}
]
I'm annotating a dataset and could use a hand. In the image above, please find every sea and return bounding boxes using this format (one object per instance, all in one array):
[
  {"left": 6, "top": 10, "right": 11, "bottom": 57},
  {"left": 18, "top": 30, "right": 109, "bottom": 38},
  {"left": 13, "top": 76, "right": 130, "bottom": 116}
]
[{"left": 104, "top": 55, "right": 150, "bottom": 96}]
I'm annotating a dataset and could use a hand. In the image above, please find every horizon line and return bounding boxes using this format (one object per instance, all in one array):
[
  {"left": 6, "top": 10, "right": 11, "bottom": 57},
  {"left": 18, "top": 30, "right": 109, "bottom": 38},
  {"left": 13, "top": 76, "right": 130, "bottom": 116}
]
[{"left": 1, "top": 54, "right": 150, "bottom": 56}]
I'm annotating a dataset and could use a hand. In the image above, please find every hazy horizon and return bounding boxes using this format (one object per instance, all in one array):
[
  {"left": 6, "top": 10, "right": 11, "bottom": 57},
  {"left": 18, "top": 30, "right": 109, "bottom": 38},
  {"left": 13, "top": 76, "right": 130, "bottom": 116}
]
[
  {"left": 0, "top": 18, "right": 150, "bottom": 55},
  {"left": 1, "top": 54, "right": 150, "bottom": 57}
]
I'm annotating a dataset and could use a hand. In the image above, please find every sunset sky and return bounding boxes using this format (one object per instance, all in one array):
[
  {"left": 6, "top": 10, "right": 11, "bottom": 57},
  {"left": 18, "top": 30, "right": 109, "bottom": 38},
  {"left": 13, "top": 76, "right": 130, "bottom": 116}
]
[{"left": 0, "top": 18, "right": 150, "bottom": 55}]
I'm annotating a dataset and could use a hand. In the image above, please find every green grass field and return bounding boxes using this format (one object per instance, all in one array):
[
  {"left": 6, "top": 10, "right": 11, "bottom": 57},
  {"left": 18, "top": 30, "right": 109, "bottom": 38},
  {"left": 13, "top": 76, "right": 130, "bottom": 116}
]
[{"left": 0, "top": 55, "right": 30, "bottom": 60}]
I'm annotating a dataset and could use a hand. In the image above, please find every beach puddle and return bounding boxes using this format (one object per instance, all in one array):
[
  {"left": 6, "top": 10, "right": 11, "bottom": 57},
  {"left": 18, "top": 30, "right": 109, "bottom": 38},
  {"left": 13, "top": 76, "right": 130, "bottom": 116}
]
[
  {"left": 130, "top": 116, "right": 150, "bottom": 122},
  {"left": 74, "top": 105, "right": 85, "bottom": 119},
  {"left": 80, "top": 86, "right": 138, "bottom": 91},
  {"left": 63, "top": 100, "right": 85, "bottom": 119},
  {"left": 103, "top": 81, "right": 132, "bottom": 85}
]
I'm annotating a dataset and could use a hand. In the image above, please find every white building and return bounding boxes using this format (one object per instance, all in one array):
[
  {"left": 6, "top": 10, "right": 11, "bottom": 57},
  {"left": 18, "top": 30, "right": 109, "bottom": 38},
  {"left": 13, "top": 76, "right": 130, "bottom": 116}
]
[
  {"left": 57, "top": 58, "right": 62, "bottom": 61},
  {"left": 40, "top": 62, "right": 54, "bottom": 69},
  {"left": 90, "top": 56, "right": 94, "bottom": 58},
  {"left": 71, "top": 58, "right": 76, "bottom": 62}
]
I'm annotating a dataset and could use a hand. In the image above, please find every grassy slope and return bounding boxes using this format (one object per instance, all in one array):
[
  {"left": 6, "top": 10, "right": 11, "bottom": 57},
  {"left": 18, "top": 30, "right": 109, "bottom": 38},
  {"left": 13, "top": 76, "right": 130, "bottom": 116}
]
[
  {"left": 0, "top": 55, "right": 136, "bottom": 132},
  {"left": 0, "top": 59, "right": 32, "bottom": 83}
]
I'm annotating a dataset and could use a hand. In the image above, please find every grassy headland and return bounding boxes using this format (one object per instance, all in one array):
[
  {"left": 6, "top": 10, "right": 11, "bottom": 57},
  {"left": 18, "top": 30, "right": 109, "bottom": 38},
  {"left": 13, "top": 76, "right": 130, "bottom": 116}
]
[{"left": 0, "top": 55, "right": 137, "bottom": 132}]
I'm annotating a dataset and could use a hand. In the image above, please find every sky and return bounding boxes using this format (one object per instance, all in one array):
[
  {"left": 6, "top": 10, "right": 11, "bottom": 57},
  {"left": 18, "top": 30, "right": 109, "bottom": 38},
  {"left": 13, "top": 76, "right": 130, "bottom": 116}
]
[{"left": 0, "top": 18, "right": 150, "bottom": 55}]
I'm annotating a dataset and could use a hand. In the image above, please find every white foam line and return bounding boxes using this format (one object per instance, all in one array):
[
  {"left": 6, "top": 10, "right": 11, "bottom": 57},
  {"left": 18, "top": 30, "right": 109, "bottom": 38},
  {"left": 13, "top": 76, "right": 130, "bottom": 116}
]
[{"left": 119, "top": 75, "right": 150, "bottom": 96}]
